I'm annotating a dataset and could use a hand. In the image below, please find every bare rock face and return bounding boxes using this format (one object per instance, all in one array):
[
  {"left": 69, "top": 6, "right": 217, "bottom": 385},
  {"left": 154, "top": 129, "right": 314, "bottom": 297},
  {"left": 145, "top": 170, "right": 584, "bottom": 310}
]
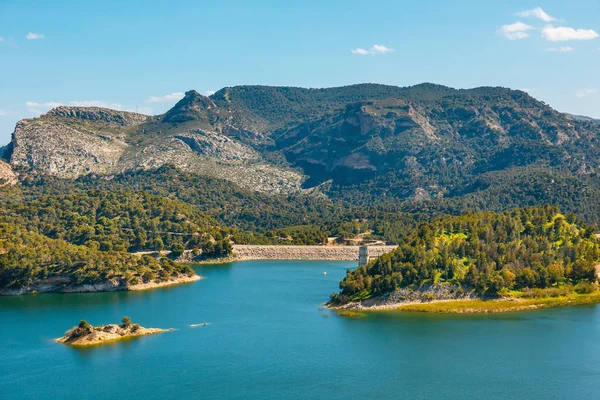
[
  {"left": 10, "top": 118, "right": 128, "bottom": 179},
  {"left": 48, "top": 106, "right": 149, "bottom": 126},
  {"left": 0, "top": 160, "right": 17, "bottom": 186},
  {"left": 7, "top": 105, "right": 303, "bottom": 194}
]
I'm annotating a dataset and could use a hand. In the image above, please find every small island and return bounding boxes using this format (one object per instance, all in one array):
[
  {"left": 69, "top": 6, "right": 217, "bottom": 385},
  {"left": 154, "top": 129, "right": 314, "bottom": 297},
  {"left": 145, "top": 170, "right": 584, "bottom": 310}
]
[
  {"left": 57, "top": 317, "right": 168, "bottom": 346},
  {"left": 329, "top": 206, "right": 600, "bottom": 314}
]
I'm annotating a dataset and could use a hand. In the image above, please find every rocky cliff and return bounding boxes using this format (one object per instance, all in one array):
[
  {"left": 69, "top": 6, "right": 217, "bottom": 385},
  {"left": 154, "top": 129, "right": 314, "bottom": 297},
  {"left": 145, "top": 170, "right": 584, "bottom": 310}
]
[{"left": 7, "top": 102, "right": 303, "bottom": 193}]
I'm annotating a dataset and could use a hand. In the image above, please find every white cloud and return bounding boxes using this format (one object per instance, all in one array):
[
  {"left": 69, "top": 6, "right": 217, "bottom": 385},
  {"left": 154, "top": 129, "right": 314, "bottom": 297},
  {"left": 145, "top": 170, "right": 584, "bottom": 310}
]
[
  {"left": 69, "top": 100, "right": 123, "bottom": 109},
  {"left": 144, "top": 92, "right": 185, "bottom": 103},
  {"left": 545, "top": 46, "right": 574, "bottom": 52},
  {"left": 542, "top": 25, "right": 599, "bottom": 41},
  {"left": 26, "top": 101, "right": 63, "bottom": 108},
  {"left": 576, "top": 88, "right": 598, "bottom": 98},
  {"left": 26, "top": 32, "right": 45, "bottom": 40},
  {"left": 517, "top": 7, "right": 556, "bottom": 22},
  {"left": 0, "top": 37, "right": 4, "bottom": 43},
  {"left": 205, "top": 90, "right": 215, "bottom": 96},
  {"left": 0, "top": 109, "right": 8, "bottom": 116},
  {"left": 499, "top": 21, "right": 535, "bottom": 40},
  {"left": 351, "top": 44, "right": 395, "bottom": 55}
]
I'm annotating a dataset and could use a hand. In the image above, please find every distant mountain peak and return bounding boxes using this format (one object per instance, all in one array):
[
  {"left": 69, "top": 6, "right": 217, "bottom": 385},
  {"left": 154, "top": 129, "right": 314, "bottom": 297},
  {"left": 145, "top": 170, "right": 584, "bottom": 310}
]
[{"left": 162, "top": 89, "right": 219, "bottom": 123}]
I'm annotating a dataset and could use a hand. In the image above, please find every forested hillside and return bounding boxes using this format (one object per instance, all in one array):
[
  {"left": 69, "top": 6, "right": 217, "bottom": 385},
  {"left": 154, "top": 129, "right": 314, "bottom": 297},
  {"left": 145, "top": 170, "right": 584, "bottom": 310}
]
[{"left": 331, "top": 206, "right": 600, "bottom": 304}]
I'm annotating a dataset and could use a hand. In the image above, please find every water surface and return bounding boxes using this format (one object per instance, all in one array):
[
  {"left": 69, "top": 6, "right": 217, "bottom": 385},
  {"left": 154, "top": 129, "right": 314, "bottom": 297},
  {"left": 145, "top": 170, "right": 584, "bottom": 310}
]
[{"left": 2, "top": 260, "right": 600, "bottom": 399}]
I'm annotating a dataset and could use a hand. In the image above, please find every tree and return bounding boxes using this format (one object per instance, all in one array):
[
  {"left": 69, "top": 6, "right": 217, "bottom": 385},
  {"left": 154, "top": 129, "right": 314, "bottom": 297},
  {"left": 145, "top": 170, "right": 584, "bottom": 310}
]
[
  {"left": 121, "top": 316, "right": 132, "bottom": 328},
  {"left": 170, "top": 242, "right": 185, "bottom": 258}
]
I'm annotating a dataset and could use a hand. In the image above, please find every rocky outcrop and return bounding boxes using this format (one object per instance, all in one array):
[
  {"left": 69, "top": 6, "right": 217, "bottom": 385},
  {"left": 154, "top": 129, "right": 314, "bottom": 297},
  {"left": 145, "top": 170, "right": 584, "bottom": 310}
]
[
  {"left": 0, "top": 275, "right": 201, "bottom": 296},
  {"left": 57, "top": 320, "right": 168, "bottom": 346},
  {"left": 335, "top": 284, "right": 478, "bottom": 310},
  {"left": 10, "top": 118, "right": 127, "bottom": 179},
  {"left": 0, "top": 160, "right": 17, "bottom": 186},
  {"left": 48, "top": 106, "right": 149, "bottom": 126},
  {"left": 232, "top": 245, "right": 397, "bottom": 261},
  {"left": 7, "top": 105, "right": 303, "bottom": 193}
]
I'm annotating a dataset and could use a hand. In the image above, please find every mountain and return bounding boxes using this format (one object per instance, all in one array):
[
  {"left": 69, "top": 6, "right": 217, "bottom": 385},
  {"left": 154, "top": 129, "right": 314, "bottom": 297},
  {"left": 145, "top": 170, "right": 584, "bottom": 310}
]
[
  {"left": 565, "top": 113, "right": 600, "bottom": 125},
  {"left": 4, "top": 83, "right": 600, "bottom": 205},
  {"left": 7, "top": 101, "right": 302, "bottom": 193}
]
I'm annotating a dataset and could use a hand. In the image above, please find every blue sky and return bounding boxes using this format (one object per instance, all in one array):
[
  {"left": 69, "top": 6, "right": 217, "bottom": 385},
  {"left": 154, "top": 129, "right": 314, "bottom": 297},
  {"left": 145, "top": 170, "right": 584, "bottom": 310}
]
[{"left": 0, "top": 0, "right": 599, "bottom": 144}]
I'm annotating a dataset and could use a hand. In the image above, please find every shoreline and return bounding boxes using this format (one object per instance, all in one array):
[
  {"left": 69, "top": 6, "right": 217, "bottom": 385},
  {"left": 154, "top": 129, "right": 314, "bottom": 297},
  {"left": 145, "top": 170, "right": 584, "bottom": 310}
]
[
  {"left": 0, "top": 274, "right": 201, "bottom": 296},
  {"left": 330, "top": 291, "right": 600, "bottom": 314},
  {"left": 56, "top": 324, "right": 169, "bottom": 346}
]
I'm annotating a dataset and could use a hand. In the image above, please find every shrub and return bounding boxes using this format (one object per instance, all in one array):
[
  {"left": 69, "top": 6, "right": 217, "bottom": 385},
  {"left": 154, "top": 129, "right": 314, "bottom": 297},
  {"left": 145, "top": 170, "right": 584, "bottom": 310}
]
[{"left": 574, "top": 282, "right": 596, "bottom": 294}]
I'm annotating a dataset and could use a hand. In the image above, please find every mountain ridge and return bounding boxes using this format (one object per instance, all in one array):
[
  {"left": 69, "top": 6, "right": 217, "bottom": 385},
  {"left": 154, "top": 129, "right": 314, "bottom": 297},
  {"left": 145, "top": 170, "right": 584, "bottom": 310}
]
[{"left": 4, "top": 82, "right": 600, "bottom": 204}]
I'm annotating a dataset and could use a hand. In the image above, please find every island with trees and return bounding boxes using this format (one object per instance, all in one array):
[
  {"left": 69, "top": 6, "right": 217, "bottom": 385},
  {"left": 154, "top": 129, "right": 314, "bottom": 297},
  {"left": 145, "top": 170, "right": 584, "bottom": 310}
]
[
  {"left": 329, "top": 206, "right": 600, "bottom": 313},
  {"left": 56, "top": 316, "right": 168, "bottom": 346}
]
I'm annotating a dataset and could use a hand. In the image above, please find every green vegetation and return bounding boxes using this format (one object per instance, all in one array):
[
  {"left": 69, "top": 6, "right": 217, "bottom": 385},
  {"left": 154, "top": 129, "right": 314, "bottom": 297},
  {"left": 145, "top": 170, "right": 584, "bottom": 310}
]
[
  {"left": 0, "top": 190, "right": 211, "bottom": 291},
  {"left": 121, "top": 316, "right": 132, "bottom": 328},
  {"left": 14, "top": 166, "right": 425, "bottom": 244},
  {"left": 332, "top": 206, "right": 600, "bottom": 305},
  {"left": 392, "top": 290, "right": 600, "bottom": 313}
]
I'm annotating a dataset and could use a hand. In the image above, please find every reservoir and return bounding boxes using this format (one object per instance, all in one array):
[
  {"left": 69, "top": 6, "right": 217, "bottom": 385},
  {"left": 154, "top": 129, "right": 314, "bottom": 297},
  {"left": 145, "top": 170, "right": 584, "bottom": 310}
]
[{"left": 2, "top": 260, "right": 600, "bottom": 399}]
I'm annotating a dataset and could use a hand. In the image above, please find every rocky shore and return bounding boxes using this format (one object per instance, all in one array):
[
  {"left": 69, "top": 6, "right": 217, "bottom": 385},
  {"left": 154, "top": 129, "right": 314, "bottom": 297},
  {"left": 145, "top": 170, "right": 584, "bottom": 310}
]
[
  {"left": 334, "top": 284, "right": 477, "bottom": 310},
  {"left": 232, "top": 245, "right": 397, "bottom": 261},
  {"left": 57, "top": 319, "right": 168, "bottom": 346},
  {"left": 0, "top": 274, "right": 201, "bottom": 296}
]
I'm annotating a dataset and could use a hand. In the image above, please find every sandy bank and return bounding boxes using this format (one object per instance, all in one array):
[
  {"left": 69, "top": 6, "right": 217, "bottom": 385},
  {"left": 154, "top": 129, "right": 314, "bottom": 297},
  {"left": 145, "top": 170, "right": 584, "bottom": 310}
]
[
  {"left": 0, "top": 274, "right": 201, "bottom": 296},
  {"left": 232, "top": 245, "right": 397, "bottom": 261}
]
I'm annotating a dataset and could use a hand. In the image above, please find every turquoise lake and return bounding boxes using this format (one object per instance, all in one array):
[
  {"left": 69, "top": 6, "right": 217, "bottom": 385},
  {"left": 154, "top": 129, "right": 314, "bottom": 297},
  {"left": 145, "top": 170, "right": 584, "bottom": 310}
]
[{"left": 2, "top": 260, "right": 600, "bottom": 399}]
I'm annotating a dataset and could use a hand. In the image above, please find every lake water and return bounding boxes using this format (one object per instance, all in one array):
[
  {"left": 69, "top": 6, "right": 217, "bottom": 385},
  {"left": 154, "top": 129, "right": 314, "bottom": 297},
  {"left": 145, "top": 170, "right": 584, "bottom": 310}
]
[{"left": 2, "top": 260, "right": 600, "bottom": 399}]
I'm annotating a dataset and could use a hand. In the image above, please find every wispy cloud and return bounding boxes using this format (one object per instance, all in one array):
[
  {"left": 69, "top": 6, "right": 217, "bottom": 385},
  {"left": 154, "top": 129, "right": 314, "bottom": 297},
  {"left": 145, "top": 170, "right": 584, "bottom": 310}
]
[
  {"left": 144, "top": 92, "right": 185, "bottom": 103},
  {"left": 26, "top": 101, "right": 63, "bottom": 108},
  {"left": 351, "top": 44, "right": 394, "bottom": 55},
  {"left": 576, "top": 88, "right": 598, "bottom": 98},
  {"left": 499, "top": 21, "right": 535, "bottom": 40},
  {"left": 0, "top": 109, "right": 8, "bottom": 116},
  {"left": 25, "top": 100, "right": 153, "bottom": 115},
  {"left": 25, "top": 32, "right": 45, "bottom": 40},
  {"left": 517, "top": 7, "right": 556, "bottom": 22},
  {"left": 542, "top": 25, "right": 599, "bottom": 41},
  {"left": 70, "top": 100, "right": 124, "bottom": 109},
  {"left": 0, "top": 36, "right": 16, "bottom": 47},
  {"left": 545, "top": 46, "right": 574, "bottom": 52}
]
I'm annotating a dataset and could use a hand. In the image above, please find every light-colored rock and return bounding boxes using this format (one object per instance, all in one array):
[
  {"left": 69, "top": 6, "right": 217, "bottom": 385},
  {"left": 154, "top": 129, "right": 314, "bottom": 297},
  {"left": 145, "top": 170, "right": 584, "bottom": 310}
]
[
  {"left": 57, "top": 322, "right": 167, "bottom": 346},
  {"left": 0, "top": 160, "right": 17, "bottom": 186}
]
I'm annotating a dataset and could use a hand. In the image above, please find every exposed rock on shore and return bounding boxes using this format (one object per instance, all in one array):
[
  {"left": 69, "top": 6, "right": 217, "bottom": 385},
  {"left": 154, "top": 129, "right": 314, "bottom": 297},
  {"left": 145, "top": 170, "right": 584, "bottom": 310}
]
[
  {"left": 334, "top": 284, "right": 477, "bottom": 310},
  {"left": 0, "top": 274, "right": 201, "bottom": 296},
  {"left": 57, "top": 318, "right": 167, "bottom": 346}
]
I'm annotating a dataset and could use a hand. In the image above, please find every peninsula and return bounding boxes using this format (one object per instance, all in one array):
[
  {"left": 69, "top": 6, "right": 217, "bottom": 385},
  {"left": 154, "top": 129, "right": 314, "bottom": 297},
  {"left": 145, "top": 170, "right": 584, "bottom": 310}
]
[
  {"left": 329, "top": 206, "right": 600, "bottom": 314},
  {"left": 57, "top": 317, "right": 168, "bottom": 346}
]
